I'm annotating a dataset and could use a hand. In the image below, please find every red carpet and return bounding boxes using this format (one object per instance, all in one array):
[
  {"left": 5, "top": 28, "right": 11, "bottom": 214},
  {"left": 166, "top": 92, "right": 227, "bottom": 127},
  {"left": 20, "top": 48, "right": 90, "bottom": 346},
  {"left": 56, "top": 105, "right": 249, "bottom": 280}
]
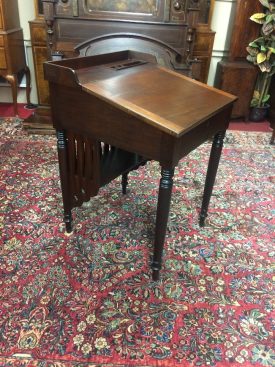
[
  {"left": 229, "top": 120, "right": 272, "bottom": 132},
  {"left": 0, "top": 119, "right": 274, "bottom": 367},
  {"left": 0, "top": 102, "right": 36, "bottom": 119}
]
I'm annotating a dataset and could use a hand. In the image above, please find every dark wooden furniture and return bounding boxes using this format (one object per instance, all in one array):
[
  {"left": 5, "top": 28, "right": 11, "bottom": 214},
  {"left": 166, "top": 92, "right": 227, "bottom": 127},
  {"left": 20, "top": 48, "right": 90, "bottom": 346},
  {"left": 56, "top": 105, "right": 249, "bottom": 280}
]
[
  {"left": 25, "top": 1, "right": 52, "bottom": 133},
  {"left": 42, "top": 0, "right": 215, "bottom": 81},
  {"left": 0, "top": 0, "right": 32, "bottom": 115},
  {"left": 215, "top": 61, "right": 258, "bottom": 120},
  {"left": 194, "top": 0, "right": 215, "bottom": 83},
  {"left": 214, "top": 0, "right": 262, "bottom": 120},
  {"left": 30, "top": 19, "right": 49, "bottom": 107},
  {"left": 74, "top": 32, "right": 201, "bottom": 79},
  {"left": 26, "top": 19, "right": 53, "bottom": 134},
  {"left": 43, "top": 0, "right": 198, "bottom": 58},
  {"left": 44, "top": 50, "right": 236, "bottom": 280},
  {"left": 25, "top": 0, "right": 215, "bottom": 133}
]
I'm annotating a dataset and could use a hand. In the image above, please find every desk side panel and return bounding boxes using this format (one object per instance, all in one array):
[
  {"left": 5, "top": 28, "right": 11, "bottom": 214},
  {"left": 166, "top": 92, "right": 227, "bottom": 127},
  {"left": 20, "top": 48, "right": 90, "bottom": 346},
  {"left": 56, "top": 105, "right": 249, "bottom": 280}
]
[
  {"left": 49, "top": 84, "right": 233, "bottom": 167},
  {"left": 49, "top": 84, "right": 168, "bottom": 163}
]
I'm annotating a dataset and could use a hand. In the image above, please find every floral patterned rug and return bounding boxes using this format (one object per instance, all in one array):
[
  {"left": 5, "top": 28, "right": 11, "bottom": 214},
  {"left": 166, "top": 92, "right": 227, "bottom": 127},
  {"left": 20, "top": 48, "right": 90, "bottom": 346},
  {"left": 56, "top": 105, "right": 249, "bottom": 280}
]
[{"left": 0, "top": 118, "right": 274, "bottom": 367}]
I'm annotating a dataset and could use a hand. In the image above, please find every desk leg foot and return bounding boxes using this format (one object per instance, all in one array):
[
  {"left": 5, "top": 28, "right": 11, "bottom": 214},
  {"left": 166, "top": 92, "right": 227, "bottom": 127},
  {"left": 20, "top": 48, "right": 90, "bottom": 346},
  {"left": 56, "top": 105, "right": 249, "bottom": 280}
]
[
  {"left": 199, "top": 130, "right": 226, "bottom": 226},
  {"left": 122, "top": 172, "right": 128, "bottom": 194},
  {"left": 151, "top": 168, "right": 174, "bottom": 280},
  {"left": 64, "top": 214, "right": 73, "bottom": 233},
  {"left": 199, "top": 214, "right": 206, "bottom": 227},
  {"left": 152, "top": 268, "right": 160, "bottom": 281}
]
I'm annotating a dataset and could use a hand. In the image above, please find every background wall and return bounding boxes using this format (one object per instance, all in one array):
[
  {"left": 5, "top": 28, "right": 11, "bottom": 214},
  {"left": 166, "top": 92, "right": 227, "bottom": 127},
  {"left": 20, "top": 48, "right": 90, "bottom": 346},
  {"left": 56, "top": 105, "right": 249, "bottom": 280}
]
[
  {"left": 207, "top": 0, "right": 236, "bottom": 85},
  {"left": 0, "top": 0, "right": 236, "bottom": 105}
]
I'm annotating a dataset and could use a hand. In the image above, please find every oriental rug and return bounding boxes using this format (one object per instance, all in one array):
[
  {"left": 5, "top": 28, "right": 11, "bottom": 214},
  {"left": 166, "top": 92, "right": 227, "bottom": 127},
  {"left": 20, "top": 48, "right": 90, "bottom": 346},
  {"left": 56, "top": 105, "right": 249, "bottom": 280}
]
[{"left": 0, "top": 118, "right": 274, "bottom": 367}]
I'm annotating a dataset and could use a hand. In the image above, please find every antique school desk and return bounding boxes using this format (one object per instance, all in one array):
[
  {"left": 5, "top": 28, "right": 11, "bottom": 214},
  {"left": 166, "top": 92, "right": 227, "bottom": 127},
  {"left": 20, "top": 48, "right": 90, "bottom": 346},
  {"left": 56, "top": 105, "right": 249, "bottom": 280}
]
[{"left": 44, "top": 51, "right": 236, "bottom": 280}]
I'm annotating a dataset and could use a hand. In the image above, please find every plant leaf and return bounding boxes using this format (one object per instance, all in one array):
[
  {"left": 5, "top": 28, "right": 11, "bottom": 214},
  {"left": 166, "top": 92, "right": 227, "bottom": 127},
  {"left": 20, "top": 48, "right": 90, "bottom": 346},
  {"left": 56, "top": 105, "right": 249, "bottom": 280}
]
[
  {"left": 260, "top": 45, "right": 267, "bottom": 52},
  {"left": 253, "top": 91, "right": 261, "bottom": 100},
  {"left": 247, "top": 46, "right": 258, "bottom": 56},
  {"left": 249, "top": 38, "right": 266, "bottom": 47},
  {"left": 248, "top": 42, "right": 260, "bottom": 49},
  {"left": 257, "top": 52, "right": 267, "bottom": 63},
  {"left": 246, "top": 55, "right": 256, "bottom": 63},
  {"left": 267, "top": 47, "right": 275, "bottom": 59},
  {"left": 258, "top": 60, "right": 271, "bottom": 72},
  {"left": 262, "top": 94, "right": 270, "bottom": 103},
  {"left": 265, "top": 14, "right": 274, "bottom": 24},
  {"left": 250, "top": 98, "right": 259, "bottom": 107},
  {"left": 250, "top": 13, "right": 266, "bottom": 24},
  {"left": 259, "top": 0, "right": 270, "bottom": 8},
  {"left": 262, "top": 22, "right": 274, "bottom": 35}
]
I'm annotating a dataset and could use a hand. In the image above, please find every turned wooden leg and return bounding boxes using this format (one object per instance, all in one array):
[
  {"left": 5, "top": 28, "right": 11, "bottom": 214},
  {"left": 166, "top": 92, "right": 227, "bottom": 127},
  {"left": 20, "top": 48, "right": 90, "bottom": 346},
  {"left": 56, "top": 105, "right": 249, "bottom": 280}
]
[
  {"left": 5, "top": 74, "right": 18, "bottom": 116},
  {"left": 199, "top": 130, "right": 226, "bottom": 227},
  {"left": 270, "top": 129, "right": 275, "bottom": 145},
  {"left": 24, "top": 66, "right": 36, "bottom": 109},
  {"left": 57, "top": 130, "right": 73, "bottom": 233},
  {"left": 152, "top": 168, "right": 174, "bottom": 281},
  {"left": 122, "top": 172, "right": 128, "bottom": 194}
]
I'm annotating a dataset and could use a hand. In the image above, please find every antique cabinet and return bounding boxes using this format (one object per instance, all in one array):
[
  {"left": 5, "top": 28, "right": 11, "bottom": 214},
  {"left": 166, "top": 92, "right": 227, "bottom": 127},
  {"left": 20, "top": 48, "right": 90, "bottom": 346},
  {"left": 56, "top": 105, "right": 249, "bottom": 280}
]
[
  {"left": 25, "top": 1, "right": 52, "bottom": 133},
  {"left": 30, "top": 0, "right": 49, "bottom": 106},
  {"left": 0, "top": 0, "right": 32, "bottom": 115},
  {"left": 25, "top": 0, "right": 215, "bottom": 133},
  {"left": 214, "top": 0, "right": 262, "bottom": 120},
  {"left": 42, "top": 0, "right": 213, "bottom": 79},
  {"left": 42, "top": 0, "right": 200, "bottom": 63},
  {"left": 30, "top": 19, "right": 49, "bottom": 106},
  {"left": 194, "top": 0, "right": 215, "bottom": 83}
]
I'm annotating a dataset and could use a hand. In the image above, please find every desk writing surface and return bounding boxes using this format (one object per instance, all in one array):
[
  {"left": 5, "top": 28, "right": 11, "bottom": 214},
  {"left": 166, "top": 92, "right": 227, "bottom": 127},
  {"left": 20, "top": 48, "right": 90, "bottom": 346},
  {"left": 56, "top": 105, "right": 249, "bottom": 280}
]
[{"left": 80, "top": 62, "right": 236, "bottom": 137}]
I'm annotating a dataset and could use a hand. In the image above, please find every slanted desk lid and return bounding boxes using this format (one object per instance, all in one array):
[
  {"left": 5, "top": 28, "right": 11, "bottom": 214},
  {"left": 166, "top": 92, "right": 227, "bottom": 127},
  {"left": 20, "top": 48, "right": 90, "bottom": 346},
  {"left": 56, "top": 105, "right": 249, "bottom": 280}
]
[
  {"left": 81, "top": 62, "right": 237, "bottom": 137},
  {"left": 44, "top": 51, "right": 237, "bottom": 137}
]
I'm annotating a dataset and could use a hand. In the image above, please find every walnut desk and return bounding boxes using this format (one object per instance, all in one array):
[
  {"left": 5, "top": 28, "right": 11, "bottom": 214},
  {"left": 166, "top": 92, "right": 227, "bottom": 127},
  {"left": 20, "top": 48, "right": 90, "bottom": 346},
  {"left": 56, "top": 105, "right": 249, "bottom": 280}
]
[{"left": 44, "top": 51, "right": 236, "bottom": 280}]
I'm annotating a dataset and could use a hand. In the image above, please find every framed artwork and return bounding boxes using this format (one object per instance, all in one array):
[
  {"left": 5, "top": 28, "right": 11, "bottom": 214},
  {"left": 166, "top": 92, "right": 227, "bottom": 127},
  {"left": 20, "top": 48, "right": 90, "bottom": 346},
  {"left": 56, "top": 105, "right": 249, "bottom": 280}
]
[{"left": 84, "top": 0, "right": 158, "bottom": 14}]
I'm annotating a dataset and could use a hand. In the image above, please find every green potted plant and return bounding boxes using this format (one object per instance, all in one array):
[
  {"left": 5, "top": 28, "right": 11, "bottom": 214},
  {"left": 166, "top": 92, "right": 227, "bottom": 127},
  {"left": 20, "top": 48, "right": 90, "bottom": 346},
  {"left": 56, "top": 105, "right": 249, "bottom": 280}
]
[{"left": 246, "top": 0, "right": 275, "bottom": 121}]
